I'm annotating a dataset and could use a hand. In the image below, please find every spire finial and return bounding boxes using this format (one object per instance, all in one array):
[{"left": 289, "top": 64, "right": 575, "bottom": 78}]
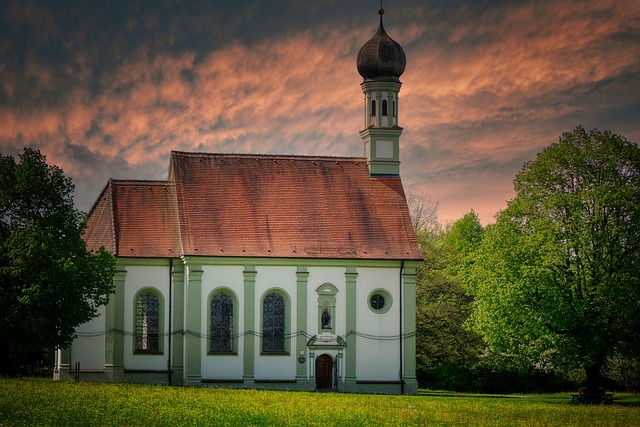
[{"left": 379, "top": 0, "right": 384, "bottom": 16}]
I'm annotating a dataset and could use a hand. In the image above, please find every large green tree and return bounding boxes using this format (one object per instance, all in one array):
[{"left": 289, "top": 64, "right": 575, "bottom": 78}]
[
  {"left": 0, "top": 148, "right": 116, "bottom": 374},
  {"left": 465, "top": 127, "right": 640, "bottom": 391}
]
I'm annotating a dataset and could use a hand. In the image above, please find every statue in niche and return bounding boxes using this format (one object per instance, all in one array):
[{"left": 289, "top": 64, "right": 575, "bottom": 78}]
[{"left": 321, "top": 302, "right": 332, "bottom": 329}]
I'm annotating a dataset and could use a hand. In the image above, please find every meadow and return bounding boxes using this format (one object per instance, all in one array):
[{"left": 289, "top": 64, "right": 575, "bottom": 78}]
[{"left": 1, "top": 378, "right": 638, "bottom": 426}]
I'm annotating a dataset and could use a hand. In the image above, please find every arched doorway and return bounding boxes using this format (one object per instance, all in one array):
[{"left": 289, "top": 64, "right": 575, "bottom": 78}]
[{"left": 315, "top": 354, "right": 333, "bottom": 390}]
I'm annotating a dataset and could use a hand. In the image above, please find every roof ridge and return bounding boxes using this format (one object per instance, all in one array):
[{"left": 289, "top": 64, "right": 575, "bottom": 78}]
[
  {"left": 170, "top": 150, "right": 365, "bottom": 162},
  {"left": 110, "top": 179, "right": 174, "bottom": 186}
]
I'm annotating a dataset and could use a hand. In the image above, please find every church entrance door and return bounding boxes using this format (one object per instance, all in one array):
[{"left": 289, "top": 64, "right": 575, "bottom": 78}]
[{"left": 316, "top": 354, "right": 333, "bottom": 390}]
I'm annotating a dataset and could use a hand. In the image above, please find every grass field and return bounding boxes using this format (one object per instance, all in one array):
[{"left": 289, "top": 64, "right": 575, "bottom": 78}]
[{"left": 1, "top": 379, "right": 638, "bottom": 426}]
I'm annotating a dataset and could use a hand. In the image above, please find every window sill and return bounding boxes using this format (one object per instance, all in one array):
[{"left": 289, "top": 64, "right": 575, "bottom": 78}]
[
  {"left": 260, "top": 352, "right": 290, "bottom": 356},
  {"left": 134, "top": 350, "right": 163, "bottom": 355},
  {"left": 208, "top": 351, "right": 238, "bottom": 356}
]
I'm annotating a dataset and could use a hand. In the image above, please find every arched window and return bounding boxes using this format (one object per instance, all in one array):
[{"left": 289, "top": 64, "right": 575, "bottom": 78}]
[
  {"left": 210, "top": 293, "right": 233, "bottom": 353},
  {"left": 262, "top": 293, "right": 285, "bottom": 353},
  {"left": 316, "top": 283, "right": 337, "bottom": 333},
  {"left": 382, "top": 99, "right": 388, "bottom": 116},
  {"left": 393, "top": 100, "right": 396, "bottom": 117},
  {"left": 135, "top": 291, "right": 160, "bottom": 352},
  {"left": 371, "top": 100, "right": 376, "bottom": 116}
]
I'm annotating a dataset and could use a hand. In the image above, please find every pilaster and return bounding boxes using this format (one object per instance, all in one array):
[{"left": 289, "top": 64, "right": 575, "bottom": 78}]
[
  {"left": 104, "top": 266, "right": 126, "bottom": 382},
  {"left": 402, "top": 262, "right": 419, "bottom": 394},
  {"left": 171, "top": 264, "right": 185, "bottom": 385},
  {"left": 58, "top": 347, "right": 71, "bottom": 377},
  {"left": 295, "top": 267, "right": 309, "bottom": 384},
  {"left": 242, "top": 266, "right": 257, "bottom": 387},
  {"left": 185, "top": 265, "right": 203, "bottom": 385},
  {"left": 344, "top": 267, "right": 358, "bottom": 391}
]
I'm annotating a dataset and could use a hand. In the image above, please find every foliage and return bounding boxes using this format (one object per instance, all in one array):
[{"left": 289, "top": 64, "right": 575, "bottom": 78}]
[
  {"left": 415, "top": 211, "right": 484, "bottom": 389},
  {"left": 0, "top": 148, "right": 116, "bottom": 374},
  {"left": 2, "top": 379, "right": 640, "bottom": 426},
  {"left": 464, "top": 127, "right": 640, "bottom": 390},
  {"left": 603, "top": 355, "right": 640, "bottom": 392}
]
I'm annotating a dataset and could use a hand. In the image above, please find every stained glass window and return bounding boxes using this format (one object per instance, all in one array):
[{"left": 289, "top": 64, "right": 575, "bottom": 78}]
[
  {"left": 262, "top": 293, "right": 285, "bottom": 353},
  {"left": 210, "top": 293, "right": 233, "bottom": 353},
  {"left": 136, "top": 292, "right": 160, "bottom": 352}
]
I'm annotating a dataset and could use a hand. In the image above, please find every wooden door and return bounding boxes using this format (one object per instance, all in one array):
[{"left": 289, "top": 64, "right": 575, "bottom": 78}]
[{"left": 316, "top": 354, "right": 333, "bottom": 390}]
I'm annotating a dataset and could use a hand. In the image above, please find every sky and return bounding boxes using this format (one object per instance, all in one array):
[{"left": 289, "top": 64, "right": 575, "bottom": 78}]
[{"left": 1, "top": 0, "right": 639, "bottom": 225}]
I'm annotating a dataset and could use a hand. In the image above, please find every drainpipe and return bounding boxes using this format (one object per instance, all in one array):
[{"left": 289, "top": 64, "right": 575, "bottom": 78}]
[
  {"left": 399, "top": 259, "right": 404, "bottom": 395},
  {"left": 168, "top": 258, "right": 173, "bottom": 386}
]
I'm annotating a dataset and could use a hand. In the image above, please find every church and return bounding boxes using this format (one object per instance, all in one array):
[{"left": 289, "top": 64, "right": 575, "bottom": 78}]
[{"left": 55, "top": 9, "right": 422, "bottom": 395}]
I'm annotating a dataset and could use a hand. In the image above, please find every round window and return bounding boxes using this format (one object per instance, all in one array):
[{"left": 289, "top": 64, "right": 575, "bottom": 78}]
[
  {"left": 370, "top": 294, "right": 385, "bottom": 310},
  {"left": 368, "top": 290, "right": 392, "bottom": 314}
]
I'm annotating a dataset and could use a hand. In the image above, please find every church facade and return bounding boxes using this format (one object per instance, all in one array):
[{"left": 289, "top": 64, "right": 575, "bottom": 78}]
[{"left": 55, "top": 9, "right": 422, "bottom": 395}]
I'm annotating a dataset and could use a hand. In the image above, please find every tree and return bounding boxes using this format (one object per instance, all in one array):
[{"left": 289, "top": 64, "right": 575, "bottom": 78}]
[
  {"left": 0, "top": 148, "right": 116, "bottom": 374},
  {"left": 415, "top": 211, "right": 484, "bottom": 389},
  {"left": 406, "top": 190, "right": 440, "bottom": 231},
  {"left": 465, "top": 127, "right": 640, "bottom": 392}
]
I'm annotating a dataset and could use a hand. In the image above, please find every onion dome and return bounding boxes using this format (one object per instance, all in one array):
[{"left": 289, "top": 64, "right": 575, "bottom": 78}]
[{"left": 356, "top": 9, "right": 406, "bottom": 82}]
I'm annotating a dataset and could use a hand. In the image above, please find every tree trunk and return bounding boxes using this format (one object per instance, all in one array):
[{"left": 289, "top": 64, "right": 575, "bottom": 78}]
[{"left": 584, "top": 363, "right": 603, "bottom": 393}]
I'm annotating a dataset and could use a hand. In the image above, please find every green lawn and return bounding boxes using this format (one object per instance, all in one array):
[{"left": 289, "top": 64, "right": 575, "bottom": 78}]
[{"left": 1, "top": 378, "right": 638, "bottom": 426}]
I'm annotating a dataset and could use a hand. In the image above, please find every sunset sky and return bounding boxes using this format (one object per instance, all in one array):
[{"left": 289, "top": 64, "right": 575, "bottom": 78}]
[{"left": 1, "top": 0, "right": 639, "bottom": 225}]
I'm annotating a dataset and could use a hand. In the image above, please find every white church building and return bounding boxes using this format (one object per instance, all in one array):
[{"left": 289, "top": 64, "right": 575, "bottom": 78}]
[{"left": 55, "top": 9, "right": 422, "bottom": 394}]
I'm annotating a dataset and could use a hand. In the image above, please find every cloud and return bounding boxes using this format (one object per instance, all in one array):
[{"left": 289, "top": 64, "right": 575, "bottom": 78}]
[{"left": 1, "top": 0, "right": 638, "bottom": 224}]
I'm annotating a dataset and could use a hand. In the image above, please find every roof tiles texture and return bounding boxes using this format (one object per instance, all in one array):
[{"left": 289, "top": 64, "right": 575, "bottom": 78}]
[
  {"left": 85, "top": 152, "right": 421, "bottom": 260},
  {"left": 86, "top": 180, "right": 181, "bottom": 257}
]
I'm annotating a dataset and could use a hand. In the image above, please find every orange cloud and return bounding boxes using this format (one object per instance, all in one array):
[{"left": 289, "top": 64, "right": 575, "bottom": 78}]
[{"left": 1, "top": 0, "right": 638, "bottom": 225}]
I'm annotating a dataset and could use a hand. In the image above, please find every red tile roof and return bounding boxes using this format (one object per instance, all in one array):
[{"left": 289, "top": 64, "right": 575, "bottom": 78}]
[
  {"left": 85, "top": 180, "right": 181, "bottom": 257},
  {"left": 85, "top": 152, "right": 421, "bottom": 260}
]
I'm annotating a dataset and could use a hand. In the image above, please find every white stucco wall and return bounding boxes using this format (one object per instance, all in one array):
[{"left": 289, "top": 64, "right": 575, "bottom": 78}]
[
  {"left": 355, "top": 267, "right": 402, "bottom": 381},
  {"left": 70, "top": 305, "right": 106, "bottom": 370},
  {"left": 123, "top": 265, "right": 170, "bottom": 370},
  {"left": 200, "top": 265, "right": 244, "bottom": 380},
  {"left": 253, "top": 265, "right": 297, "bottom": 380}
]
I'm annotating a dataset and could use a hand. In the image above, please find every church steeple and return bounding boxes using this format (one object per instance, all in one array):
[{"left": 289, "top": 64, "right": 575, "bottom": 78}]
[{"left": 357, "top": 8, "right": 406, "bottom": 177}]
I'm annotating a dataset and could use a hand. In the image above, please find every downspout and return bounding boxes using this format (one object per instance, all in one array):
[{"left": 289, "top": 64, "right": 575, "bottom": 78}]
[
  {"left": 168, "top": 258, "right": 173, "bottom": 386},
  {"left": 399, "top": 259, "right": 404, "bottom": 395}
]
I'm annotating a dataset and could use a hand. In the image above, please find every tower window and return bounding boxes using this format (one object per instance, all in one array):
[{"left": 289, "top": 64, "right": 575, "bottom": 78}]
[
  {"left": 371, "top": 100, "right": 376, "bottom": 116},
  {"left": 382, "top": 100, "right": 388, "bottom": 116},
  {"left": 393, "top": 101, "right": 396, "bottom": 117}
]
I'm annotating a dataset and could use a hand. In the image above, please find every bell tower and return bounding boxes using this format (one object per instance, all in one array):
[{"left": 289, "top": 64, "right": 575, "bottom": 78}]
[{"left": 356, "top": 8, "right": 406, "bottom": 177}]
